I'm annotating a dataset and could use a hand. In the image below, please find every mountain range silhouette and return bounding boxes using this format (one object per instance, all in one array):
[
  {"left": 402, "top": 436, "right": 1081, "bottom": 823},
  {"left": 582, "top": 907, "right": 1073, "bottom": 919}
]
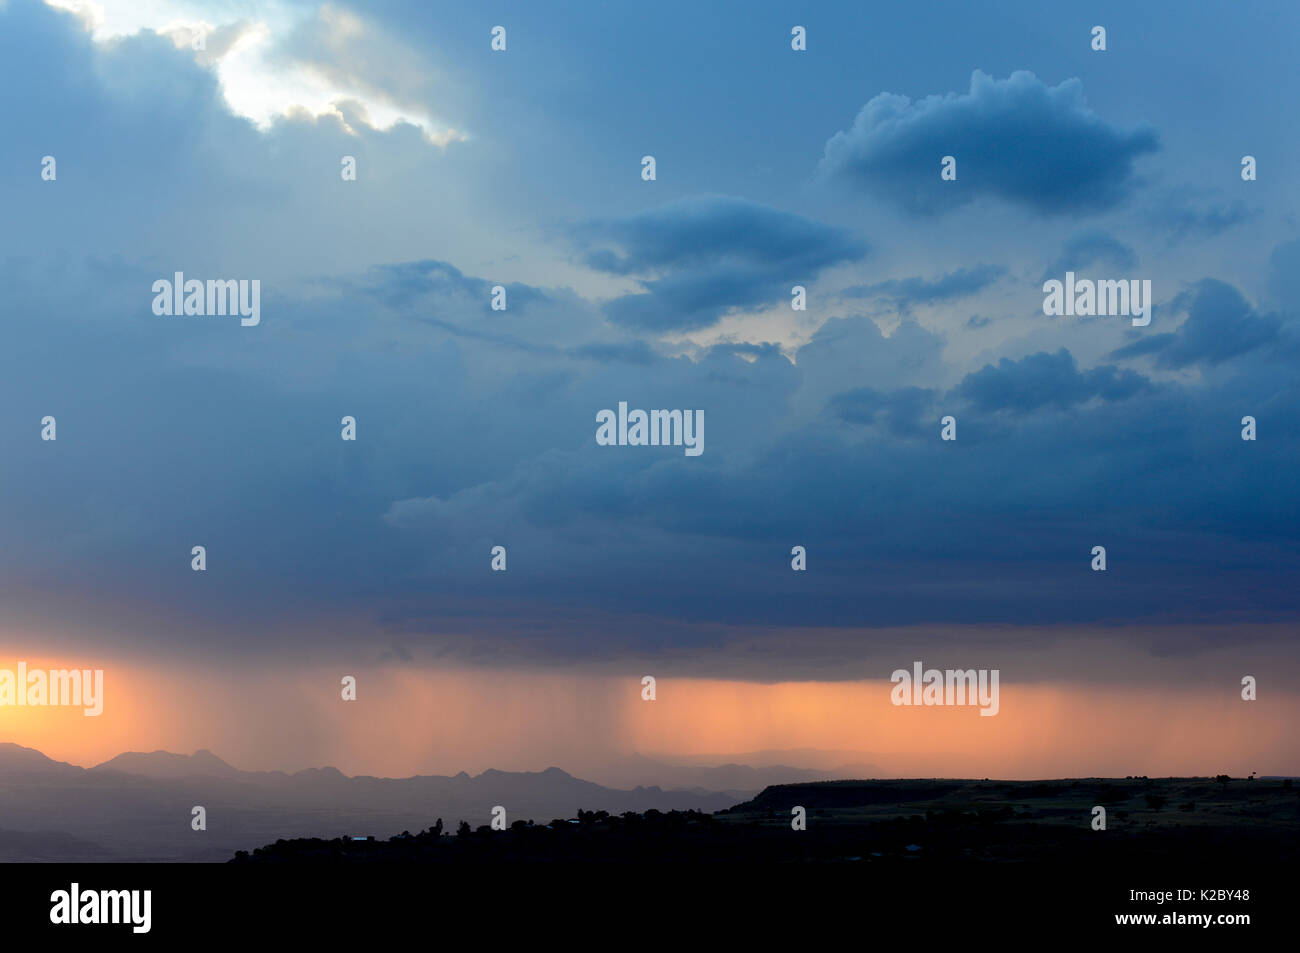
[{"left": 0, "top": 742, "right": 855, "bottom": 861}]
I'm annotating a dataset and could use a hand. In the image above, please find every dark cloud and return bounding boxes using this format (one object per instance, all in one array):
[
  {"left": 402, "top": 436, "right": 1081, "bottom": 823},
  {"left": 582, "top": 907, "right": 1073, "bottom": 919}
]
[
  {"left": 793, "top": 316, "right": 947, "bottom": 416},
  {"left": 829, "top": 385, "right": 936, "bottom": 435},
  {"left": 5, "top": 243, "right": 1300, "bottom": 663},
  {"left": 4, "top": 0, "right": 1300, "bottom": 676},
  {"left": 1266, "top": 238, "right": 1300, "bottom": 307},
  {"left": 844, "top": 264, "right": 1005, "bottom": 312},
  {"left": 574, "top": 195, "right": 867, "bottom": 331},
  {"left": 956, "top": 349, "right": 1150, "bottom": 413},
  {"left": 1112, "top": 280, "right": 1288, "bottom": 368},
  {"left": 818, "top": 70, "right": 1159, "bottom": 216},
  {"left": 1043, "top": 229, "right": 1138, "bottom": 280},
  {"left": 354, "top": 259, "right": 549, "bottom": 314},
  {"left": 1142, "top": 190, "right": 1254, "bottom": 243}
]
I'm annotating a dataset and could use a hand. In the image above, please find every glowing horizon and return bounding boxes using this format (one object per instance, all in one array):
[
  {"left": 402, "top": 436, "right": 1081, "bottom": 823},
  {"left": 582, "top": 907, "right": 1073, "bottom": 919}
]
[{"left": 3, "top": 652, "right": 1293, "bottom": 783}]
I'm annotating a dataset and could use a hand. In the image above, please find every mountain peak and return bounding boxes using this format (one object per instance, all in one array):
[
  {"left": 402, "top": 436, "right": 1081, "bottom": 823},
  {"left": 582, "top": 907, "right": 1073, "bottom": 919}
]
[
  {"left": 0, "top": 742, "right": 73, "bottom": 767},
  {"left": 0, "top": 741, "right": 52, "bottom": 761},
  {"left": 93, "top": 748, "right": 240, "bottom": 779}
]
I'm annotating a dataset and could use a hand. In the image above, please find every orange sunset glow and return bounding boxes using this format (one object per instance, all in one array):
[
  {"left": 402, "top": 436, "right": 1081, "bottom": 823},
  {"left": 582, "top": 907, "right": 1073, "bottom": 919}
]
[{"left": 3, "top": 654, "right": 1294, "bottom": 781}]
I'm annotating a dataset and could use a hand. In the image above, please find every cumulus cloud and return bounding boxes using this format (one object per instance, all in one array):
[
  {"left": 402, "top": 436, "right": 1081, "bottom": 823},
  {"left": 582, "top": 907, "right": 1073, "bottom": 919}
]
[
  {"left": 573, "top": 195, "right": 867, "bottom": 331},
  {"left": 956, "top": 349, "right": 1151, "bottom": 413},
  {"left": 829, "top": 385, "right": 936, "bottom": 435},
  {"left": 817, "top": 70, "right": 1159, "bottom": 215},
  {"left": 1112, "top": 280, "right": 1289, "bottom": 368},
  {"left": 5, "top": 0, "right": 1300, "bottom": 676},
  {"left": 793, "top": 316, "right": 948, "bottom": 417},
  {"left": 267, "top": 2, "right": 466, "bottom": 142}
]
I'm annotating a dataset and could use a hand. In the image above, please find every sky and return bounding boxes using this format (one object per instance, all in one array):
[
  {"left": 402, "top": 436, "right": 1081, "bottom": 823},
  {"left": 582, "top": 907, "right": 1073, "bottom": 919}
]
[{"left": 1, "top": 0, "right": 1297, "bottom": 779}]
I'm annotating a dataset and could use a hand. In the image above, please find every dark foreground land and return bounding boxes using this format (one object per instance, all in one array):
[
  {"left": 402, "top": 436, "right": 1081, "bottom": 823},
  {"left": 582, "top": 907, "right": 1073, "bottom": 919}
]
[
  {"left": 231, "top": 775, "right": 1300, "bottom": 868},
  {"left": 9, "top": 778, "right": 1290, "bottom": 940}
]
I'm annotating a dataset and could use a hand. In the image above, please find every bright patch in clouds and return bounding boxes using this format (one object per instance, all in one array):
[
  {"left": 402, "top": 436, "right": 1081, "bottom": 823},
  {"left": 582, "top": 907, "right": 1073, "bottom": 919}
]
[{"left": 43, "top": 0, "right": 465, "bottom": 144}]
